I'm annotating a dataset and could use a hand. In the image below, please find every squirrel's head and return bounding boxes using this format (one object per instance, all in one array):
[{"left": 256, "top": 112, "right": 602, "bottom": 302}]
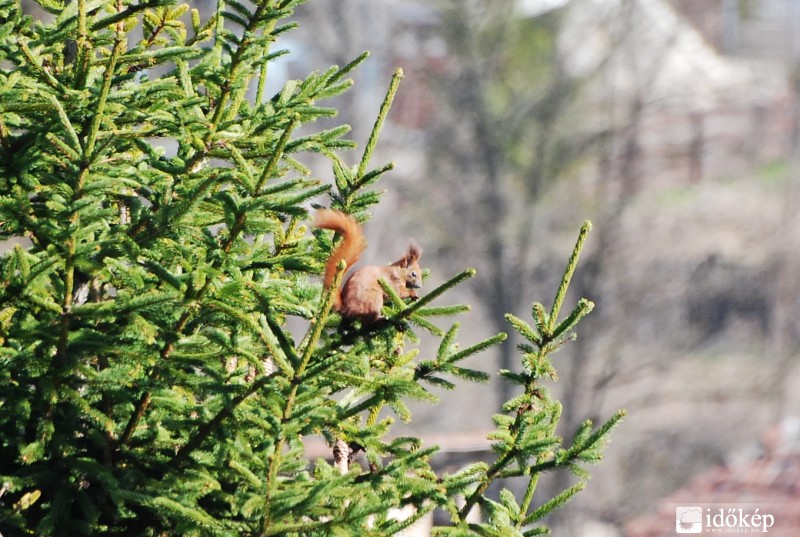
[{"left": 393, "top": 241, "right": 422, "bottom": 290}]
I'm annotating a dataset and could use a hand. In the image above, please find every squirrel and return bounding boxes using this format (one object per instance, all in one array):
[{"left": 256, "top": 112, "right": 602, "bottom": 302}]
[{"left": 314, "top": 209, "right": 422, "bottom": 324}]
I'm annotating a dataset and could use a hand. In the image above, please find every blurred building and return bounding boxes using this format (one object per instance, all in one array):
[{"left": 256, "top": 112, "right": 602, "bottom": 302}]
[
  {"left": 559, "top": 0, "right": 794, "bottom": 188},
  {"left": 371, "top": 0, "right": 799, "bottom": 188}
]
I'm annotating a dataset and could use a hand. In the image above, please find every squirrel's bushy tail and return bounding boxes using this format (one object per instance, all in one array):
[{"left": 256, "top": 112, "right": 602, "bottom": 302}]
[{"left": 314, "top": 209, "right": 367, "bottom": 308}]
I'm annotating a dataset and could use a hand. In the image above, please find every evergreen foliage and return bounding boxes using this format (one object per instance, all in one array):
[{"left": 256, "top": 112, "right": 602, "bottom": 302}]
[{"left": 0, "top": 0, "right": 623, "bottom": 535}]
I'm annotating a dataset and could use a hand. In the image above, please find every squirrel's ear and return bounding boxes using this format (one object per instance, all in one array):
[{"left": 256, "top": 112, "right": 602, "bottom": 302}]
[
  {"left": 392, "top": 241, "right": 422, "bottom": 267},
  {"left": 407, "top": 241, "right": 422, "bottom": 262}
]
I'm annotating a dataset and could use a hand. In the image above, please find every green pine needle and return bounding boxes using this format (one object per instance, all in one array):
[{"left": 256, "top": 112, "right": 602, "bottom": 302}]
[
  {"left": 524, "top": 482, "right": 586, "bottom": 526},
  {"left": 357, "top": 67, "right": 403, "bottom": 179},
  {"left": 404, "top": 268, "right": 476, "bottom": 315},
  {"left": 548, "top": 220, "right": 591, "bottom": 332}
]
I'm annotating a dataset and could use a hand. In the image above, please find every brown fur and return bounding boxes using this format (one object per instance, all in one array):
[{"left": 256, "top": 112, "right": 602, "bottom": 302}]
[{"left": 314, "top": 209, "right": 422, "bottom": 323}]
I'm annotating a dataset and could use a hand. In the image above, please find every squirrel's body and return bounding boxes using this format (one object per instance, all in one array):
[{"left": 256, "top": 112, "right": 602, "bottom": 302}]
[{"left": 314, "top": 209, "right": 422, "bottom": 324}]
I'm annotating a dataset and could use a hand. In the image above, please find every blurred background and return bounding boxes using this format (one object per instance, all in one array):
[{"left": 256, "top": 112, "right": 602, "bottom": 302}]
[
  {"left": 284, "top": 1, "right": 800, "bottom": 534},
  {"left": 15, "top": 0, "right": 800, "bottom": 534}
]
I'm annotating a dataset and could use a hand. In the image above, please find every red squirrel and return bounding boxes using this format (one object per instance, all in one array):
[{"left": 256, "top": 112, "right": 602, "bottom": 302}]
[{"left": 314, "top": 209, "right": 422, "bottom": 324}]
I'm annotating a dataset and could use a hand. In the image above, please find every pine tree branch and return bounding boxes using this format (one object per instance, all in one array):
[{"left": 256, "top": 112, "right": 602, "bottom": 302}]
[
  {"left": 357, "top": 67, "right": 403, "bottom": 180},
  {"left": 84, "top": 19, "right": 125, "bottom": 159},
  {"left": 400, "top": 268, "right": 476, "bottom": 318},
  {"left": 120, "top": 391, "right": 151, "bottom": 447},
  {"left": 120, "top": 150, "right": 300, "bottom": 448},
  {"left": 210, "top": 2, "right": 270, "bottom": 129},
  {"left": 256, "top": 53, "right": 270, "bottom": 105},
  {"left": 47, "top": 95, "right": 81, "bottom": 152},
  {"left": 118, "top": 301, "right": 193, "bottom": 447},
  {"left": 19, "top": 41, "right": 62, "bottom": 90},
  {"left": 74, "top": 0, "right": 92, "bottom": 88},
  {"left": 169, "top": 370, "right": 278, "bottom": 467},
  {"left": 227, "top": 13, "right": 279, "bottom": 121},
  {"left": 523, "top": 482, "right": 585, "bottom": 526},
  {"left": 518, "top": 471, "right": 541, "bottom": 528},
  {"left": 457, "top": 449, "right": 514, "bottom": 520},
  {"left": 255, "top": 115, "right": 297, "bottom": 192},
  {"left": 260, "top": 264, "right": 344, "bottom": 536},
  {"left": 458, "top": 323, "right": 565, "bottom": 520},
  {"left": 548, "top": 220, "right": 591, "bottom": 334},
  {"left": 207, "top": 298, "right": 294, "bottom": 375}
]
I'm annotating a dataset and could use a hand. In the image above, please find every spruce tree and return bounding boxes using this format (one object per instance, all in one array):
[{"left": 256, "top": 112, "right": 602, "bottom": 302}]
[{"left": 0, "top": 1, "right": 624, "bottom": 535}]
